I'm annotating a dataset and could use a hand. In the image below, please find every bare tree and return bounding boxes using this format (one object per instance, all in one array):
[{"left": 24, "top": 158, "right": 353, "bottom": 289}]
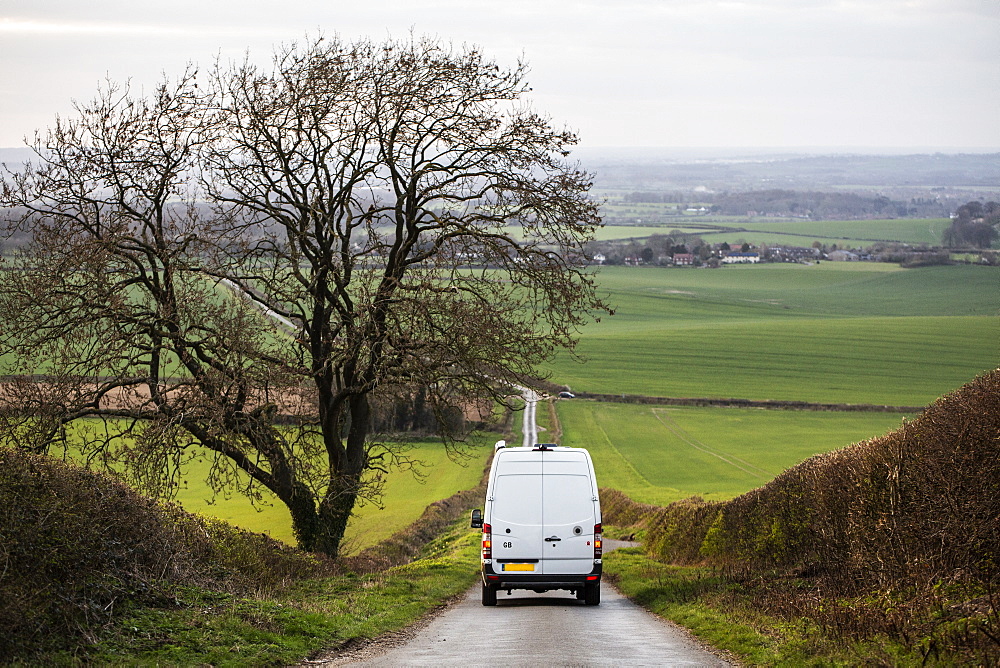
[
  {"left": 1, "top": 35, "right": 606, "bottom": 558},
  {"left": 0, "top": 68, "right": 320, "bottom": 508}
]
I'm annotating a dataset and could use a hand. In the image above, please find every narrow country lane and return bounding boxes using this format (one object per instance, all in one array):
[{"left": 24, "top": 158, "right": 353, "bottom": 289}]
[
  {"left": 520, "top": 386, "right": 539, "bottom": 447},
  {"left": 309, "top": 391, "right": 731, "bottom": 667},
  {"left": 324, "top": 582, "right": 731, "bottom": 667}
]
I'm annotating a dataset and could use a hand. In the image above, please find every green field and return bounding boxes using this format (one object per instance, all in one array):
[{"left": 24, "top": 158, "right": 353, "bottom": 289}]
[
  {"left": 728, "top": 218, "right": 950, "bottom": 245},
  {"left": 591, "top": 225, "right": 713, "bottom": 241},
  {"left": 116, "top": 261, "right": 998, "bottom": 548},
  {"left": 45, "top": 433, "right": 489, "bottom": 553},
  {"left": 548, "top": 263, "right": 999, "bottom": 406},
  {"left": 558, "top": 401, "right": 911, "bottom": 505},
  {"left": 693, "top": 218, "right": 951, "bottom": 247},
  {"left": 10, "top": 257, "right": 998, "bottom": 551},
  {"left": 593, "top": 203, "right": 952, "bottom": 247},
  {"left": 172, "top": 438, "right": 489, "bottom": 552}
]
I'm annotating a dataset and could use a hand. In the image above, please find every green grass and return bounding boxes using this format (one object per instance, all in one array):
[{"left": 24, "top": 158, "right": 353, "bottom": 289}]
[
  {"left": 172, "top": 438, "right": 489, "bottom": 553},
  {"left": 549, "top": 264, "right": 999, "bottom": 406},
  {"left": 743, "top": 218, "right": 951, "bottom": 245},
  {"left": 82, "top": 519, "right": 482, "bottom": 666},
  {"left": 46, "top": 427, "right": 490, "bottom": 554},
  {"left": 590, "top": 208, "right": 951, "bottom": 246},
  {"left": 702, "top": 218, "right": 951, "bottom": 247},
  {"left": 604, "top": 547, "right": 927, "bottom": 666},
  {"left": 590, "top": 225, "right": 716, "bottom": 240},
  {"left": 560, "top": 401, "right": 909, "bottom": 505},
  {"left": 603, "top": 549, "right": 779, "bottom": 665}
]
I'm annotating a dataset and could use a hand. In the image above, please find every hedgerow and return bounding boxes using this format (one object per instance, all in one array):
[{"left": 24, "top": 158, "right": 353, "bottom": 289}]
[
  {"left": 0, "top": 442, "right": 489, "bottom": 661},
  {"left": 603, "top": 367, "right": 1000, "bottom": 662},
  {"left": 0, "top": 449, "right": 324, "bottom": 658}
]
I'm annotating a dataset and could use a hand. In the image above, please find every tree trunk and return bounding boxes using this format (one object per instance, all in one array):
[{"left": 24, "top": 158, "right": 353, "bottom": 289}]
[
  {"left": 283, "top": 482, "right": 321, "bottom": 552},
  {"left": 314, "top": 480, "right": 361, "bottom": 557},
  {"left": 303, "top": 393, "right": 370, "bottom": 558}
]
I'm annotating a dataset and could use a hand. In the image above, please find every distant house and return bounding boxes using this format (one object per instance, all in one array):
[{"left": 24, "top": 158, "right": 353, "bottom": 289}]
[
  {"left": 673, "top": 253, "right": 694, "bottom": 266},
  {"left": 592, "top": 253, "right": 606, "bottom": 265},
  {"left": 827, "top": 250, "right": 860, "bottom": 261},
  {"left": 770, "top": 246, "right": 820, "bottom": 263},
  {"left": 722, "top": 252, "right": 760, "bottom": 264}
]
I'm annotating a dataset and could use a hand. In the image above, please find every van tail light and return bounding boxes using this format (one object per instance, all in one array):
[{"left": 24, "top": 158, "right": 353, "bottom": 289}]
[
  {"left": 594, "top": 523, "right": 603, "bottom": 559},
  {"left": 482, "top": 523, "right": 492, "bottom": 559}
]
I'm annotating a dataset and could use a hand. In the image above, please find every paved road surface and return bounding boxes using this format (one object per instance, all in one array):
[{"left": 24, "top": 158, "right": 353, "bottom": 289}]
[
  {"left": 521, "top": 387, "right": 539, "bottom": 447},
  {"left": 329, "top": 582, "right": 731, "bottom": 667},
  {"left": 312, "top": 397, "right": 730, "bottom": 667}
]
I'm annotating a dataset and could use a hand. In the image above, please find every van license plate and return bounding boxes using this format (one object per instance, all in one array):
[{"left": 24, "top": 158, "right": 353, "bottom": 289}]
[{"left": 502, "top": 563, "right": 535, "bottom": 571}]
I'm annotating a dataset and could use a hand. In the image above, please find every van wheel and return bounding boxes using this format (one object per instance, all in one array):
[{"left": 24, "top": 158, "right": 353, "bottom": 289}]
[
  {"left": 584, "top": 582, "right": 601, "bottom": 606},
  {"left": 482, "top": 583, "right": 497, "bottom": 606}
]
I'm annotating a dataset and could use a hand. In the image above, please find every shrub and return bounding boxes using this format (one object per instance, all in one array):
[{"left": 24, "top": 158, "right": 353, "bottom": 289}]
[{"left": 0, "top": 449, "right": 323, "bottom": 657}]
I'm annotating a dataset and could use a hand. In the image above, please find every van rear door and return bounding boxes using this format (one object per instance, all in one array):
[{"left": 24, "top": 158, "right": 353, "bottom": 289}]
[
  {"left": 490, "top": 456, "right": 545, "bottom": 572},
  {"left": 541, "top": 452, "right": 598, "bottom": 575}
]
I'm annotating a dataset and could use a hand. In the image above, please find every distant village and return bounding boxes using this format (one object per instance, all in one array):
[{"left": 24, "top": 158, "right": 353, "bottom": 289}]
[{"left": 586, "top": 236, "right": 998, "bottom": 268}]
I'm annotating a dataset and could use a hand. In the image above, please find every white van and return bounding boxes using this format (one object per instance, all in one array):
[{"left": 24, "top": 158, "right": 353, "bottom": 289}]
[{"left": 471, "top": 441, "right": 602, "bottom": 606}]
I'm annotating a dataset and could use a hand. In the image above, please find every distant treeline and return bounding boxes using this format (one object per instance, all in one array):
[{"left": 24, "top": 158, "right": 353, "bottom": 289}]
[
  {"left": 621, "top": 188, "right": 950, "bottom": 219},
  {"left": 589, "top": 152, "right": 1000, "bottom": 191}
]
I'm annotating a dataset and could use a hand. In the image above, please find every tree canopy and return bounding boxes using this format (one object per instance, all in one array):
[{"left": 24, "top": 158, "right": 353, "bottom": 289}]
[
  {"left": 0, "top": 35, "right": 606, "bottom": 557},
  {"left": 944, "top": 200, "right": 1000, "bottom": 248}
]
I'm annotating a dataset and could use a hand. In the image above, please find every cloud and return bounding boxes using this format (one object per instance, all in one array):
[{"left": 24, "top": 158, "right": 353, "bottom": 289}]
[
  {"left": 0, "top": 17, "right": 280, "bottom": 38},
  {"left": 0, "top": 0, "right": 997, "bottom": 148}
]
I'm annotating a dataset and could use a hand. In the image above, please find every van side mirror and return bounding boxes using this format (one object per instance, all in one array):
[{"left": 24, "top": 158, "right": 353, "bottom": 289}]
[{"left": 470, "top": 509, "right": 483, "bottom": 529}]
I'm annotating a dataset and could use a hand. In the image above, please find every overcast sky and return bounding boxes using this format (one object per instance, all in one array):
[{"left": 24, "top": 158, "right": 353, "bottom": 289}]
[{"left": 2, "top": 0, "right": 998, "bottom": 151}]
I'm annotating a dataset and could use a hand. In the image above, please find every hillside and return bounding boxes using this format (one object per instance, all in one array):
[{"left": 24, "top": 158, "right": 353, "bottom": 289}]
[
  {"left": 548, "top": 263, "right": 999, "bottom": 407},
  {"left": 0, "top": 446, "right": 485, "bottom": 662}
]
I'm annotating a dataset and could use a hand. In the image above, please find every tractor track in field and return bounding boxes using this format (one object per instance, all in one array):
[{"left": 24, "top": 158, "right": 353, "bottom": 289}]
[{"left": 651, "top": 408, "right": 774, "bottom": 480}]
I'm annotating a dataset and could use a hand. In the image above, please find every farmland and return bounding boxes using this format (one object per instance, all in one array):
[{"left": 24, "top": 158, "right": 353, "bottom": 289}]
[
  {"left": 547, "top": 263, "right": 999, "bottom": 406},
  {"left": 59, "top": 434, "right": 490, "bottom": 553},
  {"left": 595, "top": 198, "right": 954, "bottom": 247},
  {"left": 557, "top": 401, "right": 911, "bottom": 506},
  {"left": 537, "top": 260, "right": 997, "bottom": 509},
  {"left": 4, "top": 255, "right": 996, "bottom": 553},
  {"left": 521, "top": 208, "right": 955, "bottom": 246},
  {"left": 182, "top": 260, "right": 996, "bottom": 543}
]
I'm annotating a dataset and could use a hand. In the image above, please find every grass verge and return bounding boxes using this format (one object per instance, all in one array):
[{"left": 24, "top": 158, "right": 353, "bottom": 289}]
[
  {"left": 603, "top": 547, "right": 953, "bottom": 667},
  {"left": 1, "top": 444, "right": 486, "bottom": 664},
  {"left": 72, "top": 520, "right": 480, "bottom": 666}
]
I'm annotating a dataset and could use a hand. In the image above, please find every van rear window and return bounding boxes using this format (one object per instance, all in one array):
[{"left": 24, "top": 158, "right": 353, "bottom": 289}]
[
  {"left": 544, "top": 474, "right": 595, "bottom": 525},
  {"left": 492, "top": 474, "right": 543, "bottom": 525}
]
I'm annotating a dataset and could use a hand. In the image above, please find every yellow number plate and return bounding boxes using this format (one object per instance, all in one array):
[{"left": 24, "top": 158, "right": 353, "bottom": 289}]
[{"left": 502, "top": 563, "right": 535, "bottom": 572}]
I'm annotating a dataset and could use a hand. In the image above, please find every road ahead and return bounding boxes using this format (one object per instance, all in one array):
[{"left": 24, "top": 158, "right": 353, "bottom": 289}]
[
  {"left": 521, "top": 387, "right": 539, "bottom": 447},
  {"left": 313, "top": 391, "right": 730, "bottom": 667},
  {"left": 328, "top": 582, "right": 730, "bottom": 667}
]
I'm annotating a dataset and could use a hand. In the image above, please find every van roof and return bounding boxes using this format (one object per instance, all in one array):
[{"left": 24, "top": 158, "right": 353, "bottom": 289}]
[
  {"left": 497, "top": 444, "right": 590, "bottom": 454},
  {"left": 492, "top": 440, "right": 591, "bottom": 455}
]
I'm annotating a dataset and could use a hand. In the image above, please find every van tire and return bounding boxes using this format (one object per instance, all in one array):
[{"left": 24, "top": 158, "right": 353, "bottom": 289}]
[
  {"left": 482, "top": 583, "right": 497, "bottom": 606},
  {"left": 584, "top": 582, "right": 601, "bottom": 606}
]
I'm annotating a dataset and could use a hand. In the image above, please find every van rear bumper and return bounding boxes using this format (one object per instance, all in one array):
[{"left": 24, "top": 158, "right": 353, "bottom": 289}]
[{"left": 482, "top": 562, "right": 602, "bottom": 590}]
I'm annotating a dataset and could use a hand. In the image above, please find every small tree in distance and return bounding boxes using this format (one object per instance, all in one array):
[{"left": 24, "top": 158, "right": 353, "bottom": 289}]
[{"left": 0, "top": 35, "right": 606, "bottom": 557}]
